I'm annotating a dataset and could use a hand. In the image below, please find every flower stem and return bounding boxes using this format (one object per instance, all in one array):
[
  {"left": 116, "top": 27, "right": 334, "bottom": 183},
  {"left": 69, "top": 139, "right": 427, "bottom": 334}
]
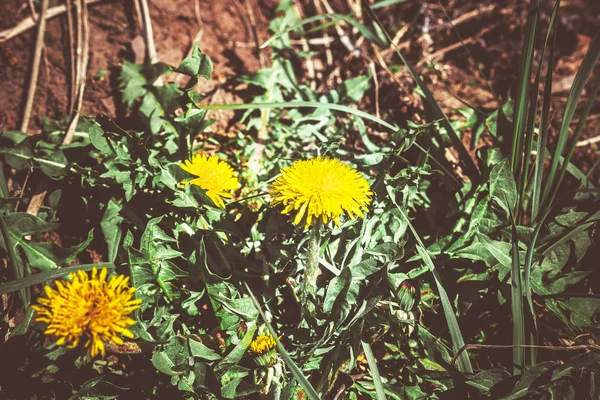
[{"left": 301, "top": 221, "right": 321, "bottom": 308}]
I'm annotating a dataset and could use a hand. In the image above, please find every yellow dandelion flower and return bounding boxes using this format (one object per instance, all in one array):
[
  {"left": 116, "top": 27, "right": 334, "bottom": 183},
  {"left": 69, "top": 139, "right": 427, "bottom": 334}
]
[
  {"left": 269, "top": 157, "right": 372, "bottom": 228},
  {"left": 31, "top": 267, "right": 142, "bottom": 358},
  {"left": 250, "top": 334, "right": 277, "bottom": 355},
  {"left": 180, "top": 154, "right": 239, "bottom": 208},
  {"left": 250, "top": 334, "right": 278, "bottom": 366}
]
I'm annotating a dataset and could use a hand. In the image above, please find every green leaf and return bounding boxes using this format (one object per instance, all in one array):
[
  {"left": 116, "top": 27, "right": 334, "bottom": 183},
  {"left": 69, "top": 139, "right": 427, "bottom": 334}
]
[
  {"left": 216, "top": 323, "right": 257, "bottom": 373},
  {"left": 466, "top": 369, "right": 511, "bottom": 393},
  {"left": 101, "top": 201, "right": 123, "bottom": 263},
  {"left": 323, "top": 266, "right": 352, "bottom": 314},
  {"left": 341, "top": 75, "right": 372, "bottom": 102},
  {"left": 361, "top": 341, "right": 387, "bottom": 400},
  {"left": 188, "top": 338, "right": 222, "bottom": 361},
  {"left": 350, "top": 259, "right": 382, "bottom": 280},
  {"left": 490, "top": 159, "right": 517, "bottom": 216},
  {"left": 0, "top": 263, "right": 115, "bottom": 296},
  {"left": 176, "top": 42, "right": 213, "bottom": 80},
  {"left": 89, "top": 122, "right": 114, "bottom": 156},
  {"left": 119, "top": 61, "right": 147, "bottom": 111}
]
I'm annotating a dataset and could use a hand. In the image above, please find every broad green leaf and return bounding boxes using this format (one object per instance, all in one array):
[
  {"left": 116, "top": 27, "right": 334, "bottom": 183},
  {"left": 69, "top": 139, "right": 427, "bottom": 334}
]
[
  {"left": 101, "top": 200, "right": 123, "bottom": 263},
  {"left": 176, "top": 42, "right": 213, "bottom": 80},
  {"left": 188, "top": 338, "right": 222, "bottom": 361}
]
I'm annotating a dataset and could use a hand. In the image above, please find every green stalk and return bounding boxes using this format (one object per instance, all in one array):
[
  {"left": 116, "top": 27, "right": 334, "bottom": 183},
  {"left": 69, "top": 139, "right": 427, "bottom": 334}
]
[
  {"left": 0, "top": 215, "right": 29, "bottom": 305},
  {"left": 301, "top": 221, "right": 322, "bottom": 308},
  {"left": 507, "top": 202, "right": 525, "bottom": 374}
]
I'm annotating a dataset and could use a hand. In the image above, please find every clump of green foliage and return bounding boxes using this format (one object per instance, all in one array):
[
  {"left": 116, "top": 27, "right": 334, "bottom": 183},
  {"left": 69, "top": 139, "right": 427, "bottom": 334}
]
[{"left": 0, "top": 0, "right": 599, "bottom": 399}]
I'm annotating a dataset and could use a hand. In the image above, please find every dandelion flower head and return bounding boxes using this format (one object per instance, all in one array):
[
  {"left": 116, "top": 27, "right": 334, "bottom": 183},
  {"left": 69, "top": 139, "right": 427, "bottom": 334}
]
[
  {"left": 269, "top": 157, "right": 372, "bottom": 228},
  {"left": 250, "top": 334, "right": 277, "bottom": 355},
  {"left": 250, "top": 334, "right": 278, "bottom": 366},
  {"left": 180, "top": 154, "right": 239, "bottom": 208},
  {"left": 31, "top": 267, "right": 142, "bottom": 357}
]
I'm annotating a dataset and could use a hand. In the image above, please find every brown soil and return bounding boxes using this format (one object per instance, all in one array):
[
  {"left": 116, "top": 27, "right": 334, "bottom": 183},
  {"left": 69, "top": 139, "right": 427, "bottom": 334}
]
[
  {"left": 0, "top": 0, "right": 276, "bottom": 132},
  {"left": 0, "top": 0, "right": 598, "bottom": 177}
]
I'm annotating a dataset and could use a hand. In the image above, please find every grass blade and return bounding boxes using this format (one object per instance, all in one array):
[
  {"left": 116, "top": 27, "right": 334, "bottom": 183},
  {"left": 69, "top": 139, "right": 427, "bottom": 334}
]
[
  {"left": 523, "top": 207, "right": 554, "bottom": 366},
  {"left": 542, "top": 28, "right": 600, "bottom": 206},
  {"left": 549, "top": 75, "right": 600, "bottom": 206},
  {"left": 362, "top": 0, "right": 480, "bottom": 182},
  {"left": 510, "top": 0, "right": 540, "bottom": 182},
  {"left": 361, "top": 341, "right": 387, "bottom": 400},
  {"left": 508, "top": 210, "right": 525, "bottom": 374},
  {"left": 532, "top": 1, "right": 560, "bottom": 222},
  {"left": 0, "top": 263, "right": 115, "bottom": 296},
  {"left": 199, "top": 101, "right": 398, "bottom": 133},
  {"left": 260, "top": 13, "right": 387, "bottom": 49},
  {"left": 243, "top": 282, "right": 320, "bottom": 400},
  {"left": 371, "top": 0, "right": 414, "bottom": 9},
  {"left": 389, "top": 190, "right": 473, "bottom": 373},
  {"left": 0, "top": 214, "right": 29, "bottom": 305}
]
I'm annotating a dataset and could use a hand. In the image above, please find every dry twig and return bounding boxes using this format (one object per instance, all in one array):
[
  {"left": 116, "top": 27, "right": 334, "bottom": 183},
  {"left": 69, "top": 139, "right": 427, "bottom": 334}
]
[
  {"left": 138, "top": 0, "right": 158, "bottom": 64},
  {"left": 20, "top": 0, "right": 50, "bottom": 133},
  {"left": 66, "top": 0, "right": 77, "bottom": 112},
  {"left": 63, "top": 0, "right": 90, "bottom": 145},
  {"left": 27, "top": 0, "right": 39, "bottom": 22},
  {"left": 452, "top": 343, "right": 600, "bottom": 367},
  {"left": 0, "top": 0, "right": 103, "bottom": 43}
]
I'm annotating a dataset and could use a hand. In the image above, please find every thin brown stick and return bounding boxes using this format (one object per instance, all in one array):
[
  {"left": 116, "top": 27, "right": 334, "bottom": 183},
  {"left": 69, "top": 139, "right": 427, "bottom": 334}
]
[
  {"left": 451, "top": 343, "right": 600, "bottom": 367},
  {"left": 320, "top": 0, "right": 359, "bottom": 56},
  {"left": 311, "top": 0, "right": 333, "bottom": 66},
  {"left": 20, "top": 0, "right": 50, "bottom": 133},
  {"left": 132, "top": 0, "right": 143, "bottom": 31},
  {"left": 74, "top": 0, "right": 83, "bottom": 97},
  {"left": 0, "top": 0, "right": 104, "bottom": 43},
  {"left": 243, "top": 0, "right": 266, "bottom": 68},
  {"left": 417, "top": 25, "right": 495, "bottom": 67},
  {"left": 138, "top": 0, "right": 158, "bottom": 63},
  {"left": 194, "top": 0, "right": 202, "bottom": 28},
  {"left": 447, "top": 4, "right": 495, "bottom": 27},
  {"left": 63, "top": 0, "right": 90, "bottom": 145},
  {"left": 27, "top": 0, "right": 39, "bottom": 22},
  {"left": 368, "top": 60, "right": 380, "bottom": 119},
  {"left": 576, "top": 135, "right": 600, "bottom": 147},
  {"left": 66, "top": 0, "right": 77, "bottom": 112}
]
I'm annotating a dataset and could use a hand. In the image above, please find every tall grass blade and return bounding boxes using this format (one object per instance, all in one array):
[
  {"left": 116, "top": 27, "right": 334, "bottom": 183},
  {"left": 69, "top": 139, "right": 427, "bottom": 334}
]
[
  {"left": 523, "top": 207, "right": 553, "bottom": 366},
  {"left": 0, "top": 214, "right": 29, "bottom": 305},
  {"left": 532, "top": 1, "right": 560, "bottom": 222},
  {"left": 549, "top": 75, "right": 600, "bottom": 205},
  {"left": 199, "top": 101, "right": 398, "bottom": 133},
  {"left": 361, "top": 341, "right": 387, "bottom": 400},
  {"left": 243, "top": 282, "right": 320, "bottom": 400},
  {"left": 507, "top": 205, "right": 525, "bottom": 374},
  {"left": 0, "top": 166, "right": 9, "bottom": 200},
  {"left": 362, "top": 0, "right": 480, "bottom": 182},
  {"left": 390, "top": 192, "right": 473, "bottom": 373},
  {"left": 0, "top": 263, "right": 115, "bottom": 296},
  {"left": 520, "top": 0, "right": 560, "bottom": 215},
  {"left": 510, "top": 0, "right": 540, "bottom": 182},
  {"left": 542, "top": 29, "right": 600, "bottom": 207}
]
